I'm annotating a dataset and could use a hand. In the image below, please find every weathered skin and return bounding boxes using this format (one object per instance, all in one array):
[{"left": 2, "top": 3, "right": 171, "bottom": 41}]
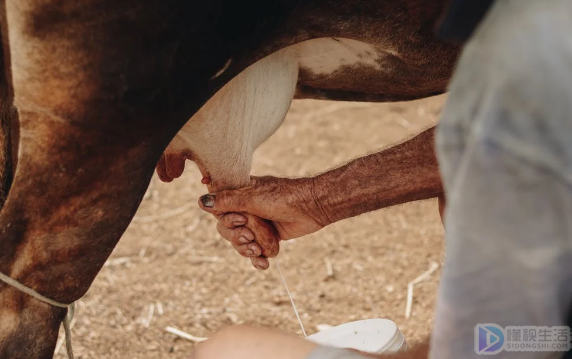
[
  {"left": 0, "top": 0, "right": 457, "bottom": 357},
  {"left": 199, "top": 127, "right": 443, "bottom": 268}
]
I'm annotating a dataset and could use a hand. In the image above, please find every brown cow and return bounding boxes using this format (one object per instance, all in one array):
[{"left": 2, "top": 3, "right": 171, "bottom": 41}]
[{"left": 0, "top": 0, "right": 458, "bottom": 358}]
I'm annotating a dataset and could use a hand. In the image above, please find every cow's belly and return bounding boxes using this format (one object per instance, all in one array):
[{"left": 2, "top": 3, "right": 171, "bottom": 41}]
[{"left": 294, "top": 38, "right": 452, "bottom": 102}]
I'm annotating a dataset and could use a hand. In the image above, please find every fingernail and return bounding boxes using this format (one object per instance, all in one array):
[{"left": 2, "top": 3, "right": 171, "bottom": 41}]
[
  {"left": 232, "top": 220, "right": 246, "bottom": 226},
  {"left": 248, "top": 244, "right": 260, "bottom": 256},
  {"left": 200, "top": 194, "right": 215, "bottom": 208},
  {"left": 254, "top": 263, "right": 267, "bottom": 270},
  {"left": 238, "top": 236, "right": 250, "bottom": 244},
  {"left": 245, "top": 249, "right": 254, "bottom": 256}
]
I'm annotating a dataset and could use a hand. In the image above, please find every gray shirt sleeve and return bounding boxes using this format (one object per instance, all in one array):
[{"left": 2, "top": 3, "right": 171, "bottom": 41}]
[{"left": 305, "top": 346, "right": 370, "bottom": 359}]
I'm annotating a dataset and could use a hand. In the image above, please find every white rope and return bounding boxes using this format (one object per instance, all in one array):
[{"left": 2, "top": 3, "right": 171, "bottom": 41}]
[
  {"left": 275, "top": 260, "right": 307, "bottom": 337},
  {"left": 0, "top": 271, "right": 75, "bottom": 359}
]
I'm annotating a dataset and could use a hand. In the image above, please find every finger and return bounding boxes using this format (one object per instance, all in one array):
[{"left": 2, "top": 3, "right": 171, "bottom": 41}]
[
  {"left": 232, "top": 242, "right": 262, "bottom": 258},
  {"left": 243, "top": 214, "right": 280, "bottom": 258},
  {"left": 217, "top": 222, "right": 254, "bottom": 246},
  {"left": 250, "top": 256, "right": 270, "bottom": 270},
  {"left": 219, "top": 213, "right": 248, "bottom": 229},
  {"left": 198, "top": 190, "right": 252, "bottom": 215}
]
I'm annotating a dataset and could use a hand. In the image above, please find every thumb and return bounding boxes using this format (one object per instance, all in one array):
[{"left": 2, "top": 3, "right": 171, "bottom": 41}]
[{"left": 198, "top": 189, "right": 251, "bottom": 214}]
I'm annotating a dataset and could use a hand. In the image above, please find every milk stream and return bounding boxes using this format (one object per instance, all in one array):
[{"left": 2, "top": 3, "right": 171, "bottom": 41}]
[{"left": 275, "top": 260, "right": 307, "bottom": 337}]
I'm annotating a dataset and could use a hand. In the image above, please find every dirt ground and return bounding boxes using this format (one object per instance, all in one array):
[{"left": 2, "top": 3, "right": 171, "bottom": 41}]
[{"left": 55, "top": 95, "right": 447, "bottom": 358}]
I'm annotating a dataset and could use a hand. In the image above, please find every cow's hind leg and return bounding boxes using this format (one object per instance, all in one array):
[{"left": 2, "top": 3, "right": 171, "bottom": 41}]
[{"left": 0, "top": 1, "right": 230, "bottom": 357}]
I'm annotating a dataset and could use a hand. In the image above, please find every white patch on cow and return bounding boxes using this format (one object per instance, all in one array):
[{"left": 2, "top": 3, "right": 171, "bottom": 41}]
[
  {"left": 297, "top": 37, "right": 384, "bottom": 75},
  {"left": 165, "top": 47, "right": 299, "bottom": 190}
]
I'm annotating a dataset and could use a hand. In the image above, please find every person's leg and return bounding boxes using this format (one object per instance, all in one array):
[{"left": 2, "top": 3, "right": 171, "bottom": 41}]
[
  {"left": 433, "top": 0, "right": 572, "bottom": 358},
  {"left": 192, "top": 325, "right": 427, "bottom": 359},
  {"left": 192, "top": 325, "right": 318, "bottom": 359}
]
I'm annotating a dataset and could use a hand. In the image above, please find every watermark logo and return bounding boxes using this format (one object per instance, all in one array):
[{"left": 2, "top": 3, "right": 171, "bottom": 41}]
[
  {"left": 475, "top": 324, "right": 571, "bottom": 354},
  {"left": 475, "top": 324, "right": 505, "bottom": 354}
]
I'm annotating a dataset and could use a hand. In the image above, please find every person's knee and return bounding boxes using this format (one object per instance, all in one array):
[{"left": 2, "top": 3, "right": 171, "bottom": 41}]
[
  {"left": 192, "top": 325, "right": 318, "bottom": 359},
  {"left": 192, "top": 325, "right": 246, "bottom": 359}
]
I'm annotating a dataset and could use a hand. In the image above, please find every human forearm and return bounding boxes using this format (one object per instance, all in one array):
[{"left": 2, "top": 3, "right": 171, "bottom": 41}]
[
  {"left": 198, "top": 127, "right": 443, "bottom": 264},
  {"left": 312, "top": 127, "right": 442, "bottom": 224}
]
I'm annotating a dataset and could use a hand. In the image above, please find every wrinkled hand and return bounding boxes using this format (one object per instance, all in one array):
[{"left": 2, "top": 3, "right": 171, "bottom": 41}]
[{"left": 198, "top": 176, "right": 332, "bottom": 270}]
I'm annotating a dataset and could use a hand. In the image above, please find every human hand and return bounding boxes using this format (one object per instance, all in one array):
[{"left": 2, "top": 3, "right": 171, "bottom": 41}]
[{"left": 198, "top": 176, "right": 332, "bottom": 269}]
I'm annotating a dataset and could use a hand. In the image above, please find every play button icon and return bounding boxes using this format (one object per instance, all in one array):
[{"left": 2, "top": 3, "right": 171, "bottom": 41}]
[{"left": 475, "top": 324, "right": 505, "bottom": 354}]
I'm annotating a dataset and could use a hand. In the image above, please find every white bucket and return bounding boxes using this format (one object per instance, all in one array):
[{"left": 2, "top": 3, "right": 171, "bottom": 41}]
[{"left": 306, "top": 319, "right": 407, "bottom": 354}]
